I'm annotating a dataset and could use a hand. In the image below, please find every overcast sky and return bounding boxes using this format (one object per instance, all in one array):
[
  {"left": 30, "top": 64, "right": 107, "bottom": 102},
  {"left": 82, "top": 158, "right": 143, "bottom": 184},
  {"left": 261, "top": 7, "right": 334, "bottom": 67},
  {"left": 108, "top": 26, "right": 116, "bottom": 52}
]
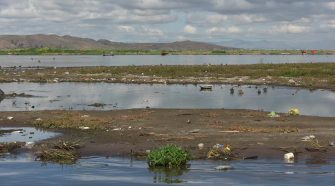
[{"left": 1, "top": 0, "right": 335, "bottom": 49}]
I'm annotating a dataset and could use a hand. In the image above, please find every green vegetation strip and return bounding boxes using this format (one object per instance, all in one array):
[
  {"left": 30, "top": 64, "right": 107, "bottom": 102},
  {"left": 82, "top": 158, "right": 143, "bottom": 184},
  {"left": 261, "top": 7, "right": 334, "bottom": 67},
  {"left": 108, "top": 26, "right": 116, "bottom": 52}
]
[{"left": 1, "top": 63, "right": 335, "bottom": 89}]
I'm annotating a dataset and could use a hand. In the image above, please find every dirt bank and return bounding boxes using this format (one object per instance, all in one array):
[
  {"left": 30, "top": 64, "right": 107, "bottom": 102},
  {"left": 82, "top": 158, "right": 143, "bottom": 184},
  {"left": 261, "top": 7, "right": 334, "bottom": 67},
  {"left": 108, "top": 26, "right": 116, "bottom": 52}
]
[{"left": 0, "top": 109, "right": 334, "bottom": 160}]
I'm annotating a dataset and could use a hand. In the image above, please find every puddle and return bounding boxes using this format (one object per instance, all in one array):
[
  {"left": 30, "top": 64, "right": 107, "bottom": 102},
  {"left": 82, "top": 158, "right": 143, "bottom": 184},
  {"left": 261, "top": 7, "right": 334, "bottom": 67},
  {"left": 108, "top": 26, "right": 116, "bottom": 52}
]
[
  {"left": 0, "top": 83, "right": 334, "bottom": 117},
  {"left": 0, "top": 127, "right": 59, "bottom": 143}
]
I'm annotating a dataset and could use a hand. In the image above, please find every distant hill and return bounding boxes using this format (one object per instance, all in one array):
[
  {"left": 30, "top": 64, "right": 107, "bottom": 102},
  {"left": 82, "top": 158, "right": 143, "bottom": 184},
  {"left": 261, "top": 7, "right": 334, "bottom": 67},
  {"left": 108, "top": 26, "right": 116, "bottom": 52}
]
[{"left": 0, "top": 34, "right": 234, "bottom": 50}]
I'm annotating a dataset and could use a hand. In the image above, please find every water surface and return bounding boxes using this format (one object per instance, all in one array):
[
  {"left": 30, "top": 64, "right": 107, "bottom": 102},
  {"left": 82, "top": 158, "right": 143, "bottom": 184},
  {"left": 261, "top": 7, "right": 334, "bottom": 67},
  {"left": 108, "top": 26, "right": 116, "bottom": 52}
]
[
  {"left": 0, "top": 155, "right": 334, "bottom": 186},
  {"left": 0, "top": 83, "right": 334, "bottom": 117},
  {"left": 0, "top": 55, "right": 334, "bottom": 67}
]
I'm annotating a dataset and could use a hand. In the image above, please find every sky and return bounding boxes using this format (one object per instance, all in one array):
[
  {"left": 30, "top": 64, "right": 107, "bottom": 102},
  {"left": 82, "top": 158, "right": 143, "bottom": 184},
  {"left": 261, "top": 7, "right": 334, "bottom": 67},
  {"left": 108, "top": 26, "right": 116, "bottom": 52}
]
[{"left": 0, "top": 0, "right": 335, "bottom": 49}]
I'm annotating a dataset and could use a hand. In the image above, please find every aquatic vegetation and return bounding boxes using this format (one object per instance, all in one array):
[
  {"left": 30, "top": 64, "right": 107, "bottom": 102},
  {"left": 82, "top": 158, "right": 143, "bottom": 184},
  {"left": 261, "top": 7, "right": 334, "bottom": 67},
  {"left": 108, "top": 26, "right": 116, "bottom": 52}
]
[{"left": 147, "top": 144, "right": 190, "bottom": 168}]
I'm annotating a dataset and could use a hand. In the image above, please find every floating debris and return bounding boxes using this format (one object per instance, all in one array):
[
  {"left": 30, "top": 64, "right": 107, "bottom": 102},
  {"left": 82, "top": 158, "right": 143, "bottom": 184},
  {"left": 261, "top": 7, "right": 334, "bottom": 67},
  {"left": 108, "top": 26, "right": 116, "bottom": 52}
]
[
  {"left": 215, "top": 165, "right": 233, "bottom": 171},
  {"left": 284, "top": 152, "right": 294, "bottom": 160}
]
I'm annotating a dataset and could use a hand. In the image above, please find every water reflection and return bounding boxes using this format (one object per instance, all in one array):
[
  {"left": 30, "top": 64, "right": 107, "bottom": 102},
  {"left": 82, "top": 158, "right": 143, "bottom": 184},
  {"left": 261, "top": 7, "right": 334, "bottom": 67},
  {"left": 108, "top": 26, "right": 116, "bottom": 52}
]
[
  {"left": 0, "top": 55, "right": 335, "bottom": 67},
  {"left": 0, "top": 83, "right": 334, "bottom": 116},
  {"left": 150, "top": 167, "right": 189, "bottom": 184}
]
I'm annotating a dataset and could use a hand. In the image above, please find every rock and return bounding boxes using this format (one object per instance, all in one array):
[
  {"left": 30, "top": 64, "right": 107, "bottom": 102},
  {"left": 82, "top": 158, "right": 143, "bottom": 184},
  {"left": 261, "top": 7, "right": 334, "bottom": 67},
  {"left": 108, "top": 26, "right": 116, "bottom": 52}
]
[
  {"left": 284, "top": 152, "right": 294, "bottom": 160},
  {"left": 215, "top": 165, "right": 233, "bottom": 170},
  {"left": 189, "top": 129, "right": 200, "bottom": 133},
  {"left": 0, "top": 89, "right": 4, "bottom": 97}
]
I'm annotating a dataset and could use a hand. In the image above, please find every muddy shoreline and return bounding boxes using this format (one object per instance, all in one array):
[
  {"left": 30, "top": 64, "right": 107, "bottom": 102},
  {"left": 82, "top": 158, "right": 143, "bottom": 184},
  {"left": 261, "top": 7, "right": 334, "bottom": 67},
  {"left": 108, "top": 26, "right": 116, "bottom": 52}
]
[
  {"left": 1, "top": 63, "right": 335, "bottom": 91},
  {"left": 1, "top": 109, "right": 334, "bottom": 161}
]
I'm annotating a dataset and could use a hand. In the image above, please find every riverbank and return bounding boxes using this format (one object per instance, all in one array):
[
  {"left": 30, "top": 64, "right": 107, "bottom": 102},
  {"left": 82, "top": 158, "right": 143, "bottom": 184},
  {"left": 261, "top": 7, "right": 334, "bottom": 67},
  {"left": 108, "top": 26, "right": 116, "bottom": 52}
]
[
  {"left": 1, "top": 109, "right": 334, "bottom": 160},
  {"left": 1, "top": 63, "right": 335, "bottom": 90}
]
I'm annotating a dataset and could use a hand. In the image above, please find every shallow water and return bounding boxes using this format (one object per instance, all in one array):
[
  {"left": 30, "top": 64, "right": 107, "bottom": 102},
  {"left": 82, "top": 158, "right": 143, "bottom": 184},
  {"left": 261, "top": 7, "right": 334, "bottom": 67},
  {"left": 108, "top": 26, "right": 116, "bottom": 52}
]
[
  {"left": 0, "top": 83, "right": 334, "bottom": 117},
  {"left": 0, "top": 155, "right": 334, "bottom": 186},
  {"left": 0, "top": 55, "right": 334, "bottom": 67},
  {"left": 0, "top": 127, "right": 59, "bottom": 143}
]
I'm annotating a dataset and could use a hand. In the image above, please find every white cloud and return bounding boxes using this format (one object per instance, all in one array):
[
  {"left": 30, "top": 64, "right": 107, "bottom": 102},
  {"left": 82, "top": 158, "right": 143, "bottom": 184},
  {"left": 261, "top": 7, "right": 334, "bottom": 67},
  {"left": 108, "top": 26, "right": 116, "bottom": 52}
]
[
  {"left": 327, "top": 20, "right": 335, "bottom": 28},
  {"left": 184, "top": 25, "right": 197, "bottom": 34},
  {"left": 117, "top": 25, "right": 135, "bottom": 33},
  {"left": 325, "top": 2, "right": 335, "bottom": 10},
  {"left": 207, "top": 26, "right": 241, "bottom": 34},
  {"left": 141, "top": 27, "right": 164, "bottom": 36},
  {"left": 272, "top": 24, "right": 310, "bottom": 33}
]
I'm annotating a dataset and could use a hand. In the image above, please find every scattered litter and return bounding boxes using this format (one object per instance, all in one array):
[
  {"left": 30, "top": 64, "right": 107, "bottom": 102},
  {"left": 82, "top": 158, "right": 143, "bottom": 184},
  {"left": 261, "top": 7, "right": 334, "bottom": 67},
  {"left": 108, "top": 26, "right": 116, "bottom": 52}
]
[
  {"left": 113, "top": 128, "right": 122, "bottom": 131},
  {"left": 284, "top": 152, "right": 294, "bottom": 160},
  {"left": 81, "top": 115, "right": 89, "bottom": 118},
  {"left": 215, "top": 165, "right": 233, "bottom": 171},
  {"left": 78, "top": 126, "right": 90, "bottom": 130},
  {"left": 198, "top": 143, "right": 204, "bottom": 150},
  {"left": 25, "top": 142, "right": 35, "bottom": 149},
  {"left": 288, "top": 79, "right": 296, "bottom": 84},
  {"left": 288, "top": 108, "right": 300, "bottom": 116},
  {"left": 189, "top": 129, "right": 200, "bottom": 134},
  {"left": 186, "top": 119, "right": 191, "bottom": 124},
  {"left": 219, "top": 130, "right": 240, "bottom": 133},
  {"left": 145, "top": 150, "right": 151, "bottom": 154},
  {"left": 35, "top": 118, "right": 42, "bottom": 121},
  {"left": 301, "top": 135, "right": 316, "bottom": 142},
  {"left": 329, "top": 141, "right": 334, "bottom": 147},
  {"left": 64, "top": 72, "right": 70, "bottom": 75},
  {"left": 128, "top": 126, "right": 132, "bottom": 129},
  {"left": 7, "top": 116, "right": 14, "bottom": 120},
  {"left": 268, "top": 111, "right": 280, "bottom": 118}
]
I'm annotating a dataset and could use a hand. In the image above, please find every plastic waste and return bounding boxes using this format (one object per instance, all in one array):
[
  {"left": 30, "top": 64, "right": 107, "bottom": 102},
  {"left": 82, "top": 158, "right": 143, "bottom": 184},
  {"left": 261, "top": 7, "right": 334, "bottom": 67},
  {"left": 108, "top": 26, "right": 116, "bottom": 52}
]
[
  {"left": 284, "top": 152, "right": 294, "bottom": 160},
  {"left": 288, "top": 108, "right": 300, "bottom": 116},
  {"left": 268, "top": 111, "right": 280, "bottom": 118}
]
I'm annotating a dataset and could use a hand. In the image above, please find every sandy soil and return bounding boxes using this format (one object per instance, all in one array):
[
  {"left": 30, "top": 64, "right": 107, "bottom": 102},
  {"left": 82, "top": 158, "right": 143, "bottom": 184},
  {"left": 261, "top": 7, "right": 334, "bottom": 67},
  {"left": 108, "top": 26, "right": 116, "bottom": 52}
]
[{"left": 0, "top": 109, "right": 334, "bottom": 160}]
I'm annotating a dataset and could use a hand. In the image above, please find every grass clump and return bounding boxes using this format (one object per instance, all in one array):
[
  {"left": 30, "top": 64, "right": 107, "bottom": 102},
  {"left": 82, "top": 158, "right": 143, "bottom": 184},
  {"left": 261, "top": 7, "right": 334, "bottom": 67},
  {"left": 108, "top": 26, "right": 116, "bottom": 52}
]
[
  {"left": 36, "top": 140, "right": 81, "bottom": 164},
  {"left": 147, "top": 144, "right": 190, "bottom": 168}
]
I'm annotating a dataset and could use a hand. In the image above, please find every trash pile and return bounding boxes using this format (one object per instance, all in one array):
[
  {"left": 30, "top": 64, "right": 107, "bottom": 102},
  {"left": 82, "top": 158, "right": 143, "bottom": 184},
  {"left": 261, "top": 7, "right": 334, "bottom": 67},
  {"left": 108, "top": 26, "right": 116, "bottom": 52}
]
[{"left": 207, "top": 144, "right": 234, "bottom": 160}]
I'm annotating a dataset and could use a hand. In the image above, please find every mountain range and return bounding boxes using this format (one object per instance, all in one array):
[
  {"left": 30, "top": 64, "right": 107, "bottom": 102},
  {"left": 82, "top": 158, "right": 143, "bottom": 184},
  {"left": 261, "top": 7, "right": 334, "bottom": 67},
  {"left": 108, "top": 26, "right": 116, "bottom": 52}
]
[{"left": 0, "top": 34, "right": 233, "bottom": 50}]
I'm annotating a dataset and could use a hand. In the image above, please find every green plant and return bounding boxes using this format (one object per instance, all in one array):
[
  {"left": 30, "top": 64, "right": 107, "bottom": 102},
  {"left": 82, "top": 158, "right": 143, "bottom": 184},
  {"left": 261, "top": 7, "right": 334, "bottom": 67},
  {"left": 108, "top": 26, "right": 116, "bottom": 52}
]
[{"left": 147, "top": 144, "right": 190, "bottom": 168}]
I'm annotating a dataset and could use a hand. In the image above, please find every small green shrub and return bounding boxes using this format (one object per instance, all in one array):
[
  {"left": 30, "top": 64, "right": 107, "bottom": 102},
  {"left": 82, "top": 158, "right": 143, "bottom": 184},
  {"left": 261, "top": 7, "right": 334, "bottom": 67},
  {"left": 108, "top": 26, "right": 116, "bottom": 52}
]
[{"left": 147, "top": 145, "right": 190, "bottom": 168}]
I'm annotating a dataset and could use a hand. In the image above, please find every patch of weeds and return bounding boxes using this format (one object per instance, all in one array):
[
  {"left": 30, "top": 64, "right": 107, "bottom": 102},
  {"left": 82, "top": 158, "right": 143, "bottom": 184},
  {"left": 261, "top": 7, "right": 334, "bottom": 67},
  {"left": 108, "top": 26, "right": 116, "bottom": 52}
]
[
  {"left": 36, "top": 140, "right": 81, "bottom": 164},
  {"left": 37, "top": 149, "right": 78, "bottom": 164},
  {"left": 0, "top": 142, "right": 25, "bottom": 153},
  {"left": 147, "top": 144, "right": 190, "bottom": 168},
  {"left": 33, "top": 112, "right": 110, "bottom": 130}
]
